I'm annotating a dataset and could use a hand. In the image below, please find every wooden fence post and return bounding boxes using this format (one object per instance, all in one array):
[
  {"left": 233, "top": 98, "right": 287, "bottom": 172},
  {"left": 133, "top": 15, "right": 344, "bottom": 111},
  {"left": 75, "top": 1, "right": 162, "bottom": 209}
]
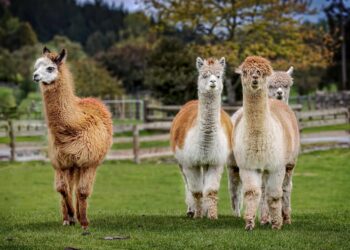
[
  {"left": 143, "top": 100, "right": 148, "bottom": 122},
  {"left": 8, "top": 120, "right": 15, "bottom": 161},
  {"left": 133, "top": 124, "right": 140, "bottom": 164}
]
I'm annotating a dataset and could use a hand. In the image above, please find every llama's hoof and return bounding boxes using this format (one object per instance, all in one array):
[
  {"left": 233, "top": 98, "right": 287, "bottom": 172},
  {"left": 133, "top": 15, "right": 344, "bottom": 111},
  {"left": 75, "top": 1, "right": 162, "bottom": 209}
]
[
  {"left": 207, "top": 209, "right": 218, "bottom": 220},
  {"left": 63, "top": 216, "right": 76, "bottom": 226},
  {"left": 186, "top": 211, "right": 195, "bottom": 218},
  {"left": 81, "top": 225, "right": 89, "bottom": 230},
  {"left": 232, "top": 210, "right": 241, "bottom": 217}
]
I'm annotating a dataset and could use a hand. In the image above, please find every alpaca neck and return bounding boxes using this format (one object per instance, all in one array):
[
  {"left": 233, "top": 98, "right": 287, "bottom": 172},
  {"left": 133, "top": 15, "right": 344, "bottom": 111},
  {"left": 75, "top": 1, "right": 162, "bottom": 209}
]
[
  {"left": 197, "top": 91, "right": 221, "bottom": 153},
  {"left": 41, "top": 66, "right": 81, "bottom": 130},
  {"left": 242, "top": 87, "right": 270, "bottom": 133}
]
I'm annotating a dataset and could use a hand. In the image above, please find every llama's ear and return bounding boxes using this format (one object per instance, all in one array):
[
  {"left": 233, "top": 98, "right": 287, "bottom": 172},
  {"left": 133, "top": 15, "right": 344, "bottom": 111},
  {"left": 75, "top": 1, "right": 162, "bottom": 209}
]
[
  {"left": 43, "top": 46, "right": 51, "bottom": 55},
  {"left": 219, "top": 57, "right": 226, "bottom": 68},
  {"left": 287, "top": 66, "right": 294, "bottom": 76},
  {"left": 55, "top": 49, "right": 67, "bottom": 64},
  {"left": 196, "top": 57, "right": 204, "bottom": 70}
]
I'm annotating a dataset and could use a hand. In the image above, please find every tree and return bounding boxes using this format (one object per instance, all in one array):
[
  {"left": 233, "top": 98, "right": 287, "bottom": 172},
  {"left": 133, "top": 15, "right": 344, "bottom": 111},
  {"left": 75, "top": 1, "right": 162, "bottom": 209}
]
[
  {"left": 96, "top": 38, "right": 151, "bottom": 94},
  {"left": 144, "top": 37, "right": 197, "bottom": 104},
  {"left": 0, "top": 86, "right": 16, "bottom": 119}
]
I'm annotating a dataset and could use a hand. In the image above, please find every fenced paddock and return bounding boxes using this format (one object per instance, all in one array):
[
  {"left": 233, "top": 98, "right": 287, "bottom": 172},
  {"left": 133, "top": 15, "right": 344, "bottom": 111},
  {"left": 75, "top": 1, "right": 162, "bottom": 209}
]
[{"left": 0, "top": 105, "right": 349, "bottom": 162}]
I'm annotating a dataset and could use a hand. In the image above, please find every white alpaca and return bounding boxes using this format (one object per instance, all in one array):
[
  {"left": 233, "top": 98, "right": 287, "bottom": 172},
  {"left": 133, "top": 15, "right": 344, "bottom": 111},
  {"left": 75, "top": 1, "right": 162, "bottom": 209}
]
[
  {"left": 268, "top": 67, "right": 294, "bottom": 104},
  {"left": 170, "top": 57, "right": 233, "bottom": 219},
  {"left": 229, "top": 56, "right": 299, "bottom": 230}
]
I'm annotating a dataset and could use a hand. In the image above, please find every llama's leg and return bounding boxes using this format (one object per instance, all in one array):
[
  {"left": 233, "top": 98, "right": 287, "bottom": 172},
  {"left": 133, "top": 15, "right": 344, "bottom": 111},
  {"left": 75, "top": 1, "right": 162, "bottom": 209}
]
[
  {"left": 282, "top": 163, "right": 295, "bottom": 224},
  {"left": 76, "top": 166, "right": 97, "bottom": 230},
  {"left": 227, "top": 165, "right": 242, "bottom": 217},
  {"left": 179, "top": 164, "right": 195, "bottom": 217},
  {"left": 203, "top": 165, "right": 224, "bottom": 219},
  {"left": 240, "top": 169, "right": 262, "bottom": 230},
  {"left": 266, "top": 167, "right": 285, "bottom": 230},
  {"left": 182, "top": 166, "right": 203, "bottom": 218},
  {"left": 55, "top": 169, "right": 75, "bottom": 226},
  {"left": 260, "top": 173, "right": 270, "bottom": 225},
  {"left": 74, "top": 168, "right": 81, "bottom": 222}
]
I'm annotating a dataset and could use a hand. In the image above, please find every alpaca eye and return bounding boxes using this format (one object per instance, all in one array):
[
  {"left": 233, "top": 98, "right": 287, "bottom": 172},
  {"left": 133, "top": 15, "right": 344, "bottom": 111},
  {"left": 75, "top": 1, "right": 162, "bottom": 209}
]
[
  {"left": 47, "top": 67, "right": 55, "bottom": 73},
  {"left": 202, "top": 74, "right": 208, "bottom": 79},
  {"left": 217, "top": 75, "right": 220, "bottom": 78},
  {"left": 256, "top": 70, "right": 261, "bottom": 75}
]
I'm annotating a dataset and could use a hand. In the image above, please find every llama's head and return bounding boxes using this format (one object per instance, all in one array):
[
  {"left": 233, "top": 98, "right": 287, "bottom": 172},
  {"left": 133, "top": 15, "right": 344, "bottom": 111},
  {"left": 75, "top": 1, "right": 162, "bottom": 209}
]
[
  {"left": 196, "top": 57, "right": 225, "bottom": 95},
  {"left": 236, "top": 56, "right": 272, "bottom": 93},
  {"left": 267, "top": 67, "right": 293, "bottom": 103},
  {"left": 33, "top": 47, "right": 67, "bottom": 85}
]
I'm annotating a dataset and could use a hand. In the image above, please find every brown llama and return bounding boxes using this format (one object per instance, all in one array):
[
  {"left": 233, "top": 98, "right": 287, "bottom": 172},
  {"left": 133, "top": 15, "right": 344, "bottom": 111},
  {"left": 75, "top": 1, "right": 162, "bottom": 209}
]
[{"left": 33, "top": 47, "right": 113, "bottom": 229}]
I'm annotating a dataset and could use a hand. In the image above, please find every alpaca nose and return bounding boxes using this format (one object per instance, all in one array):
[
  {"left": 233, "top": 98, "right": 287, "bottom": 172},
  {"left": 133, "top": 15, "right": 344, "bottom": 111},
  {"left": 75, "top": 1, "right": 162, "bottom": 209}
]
[
  {"left": 277, "top": 90, "right": 283, "bottom": 95},
  {"left": 209, "top": 80, "right": 216, "bottom": 88},
  {"left": 33, "top": 74, "right": 40, "bottom": 82}
]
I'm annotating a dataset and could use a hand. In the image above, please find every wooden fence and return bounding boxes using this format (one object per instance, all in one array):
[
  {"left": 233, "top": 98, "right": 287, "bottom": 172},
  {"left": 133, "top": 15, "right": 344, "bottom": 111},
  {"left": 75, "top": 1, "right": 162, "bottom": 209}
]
[{"left": 0, "top": 107, "right": 349, "bottom": 162}]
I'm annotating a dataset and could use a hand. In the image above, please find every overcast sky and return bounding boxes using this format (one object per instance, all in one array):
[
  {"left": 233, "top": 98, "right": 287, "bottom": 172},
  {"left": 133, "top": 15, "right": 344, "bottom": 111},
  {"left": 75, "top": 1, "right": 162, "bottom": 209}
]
[{"left": 78, "top": 0, "right": 350, "bottom": 22}]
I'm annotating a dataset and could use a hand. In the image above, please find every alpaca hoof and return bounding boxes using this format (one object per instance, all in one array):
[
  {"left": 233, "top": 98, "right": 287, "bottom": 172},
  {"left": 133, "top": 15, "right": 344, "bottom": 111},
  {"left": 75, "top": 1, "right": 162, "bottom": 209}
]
[
  {"left": 187, "top": 211, "right": 195, "bottom": 218},
  {"left": 260, "top": 217, "right": 270, "bottom": 226},
  {"left": 283, "top": 218, "right": 291, "bottom": 225},
  {"left": 207, "top": 208, "right": 218, "bottom": 220},
  {"left": 193, "top": 210, "right": 202, "bottom": 219},
  {"left": 81, "top": 225, "right": 89, "bottom": 230},
  {"left": 271, "top": 220, "right": 283, "bottom": 230},
  {"left": 233, "top": 210, "right": 241, "bottom": 218},
  {"left": 245, "top": 220, "right": 255, "bottom": 231},
  {"left": 63, "top": 220, "right": 70, "bottom": 226}
]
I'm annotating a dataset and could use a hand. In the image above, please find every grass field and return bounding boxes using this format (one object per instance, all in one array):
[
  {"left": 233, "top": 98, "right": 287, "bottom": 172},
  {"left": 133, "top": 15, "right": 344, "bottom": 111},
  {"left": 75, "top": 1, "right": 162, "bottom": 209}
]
[{"left": 0, "top": 149, "right": 350, "bottom": 249}]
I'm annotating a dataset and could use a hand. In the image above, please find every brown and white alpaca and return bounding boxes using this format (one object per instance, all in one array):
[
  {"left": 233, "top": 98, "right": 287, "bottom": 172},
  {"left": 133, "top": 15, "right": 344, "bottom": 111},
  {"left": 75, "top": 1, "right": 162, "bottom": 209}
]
[
  {"left": 229, "top": 56, "right": 299, "bottom": 230},
  {"left": 33, "top": 47, "right": 113, "bottom": 229},
  {"left": 268, "top": 67, "right": 294, "bottom": 103},
  {"left": 170, "top": 57, "right": 233, "bottom": 219}
]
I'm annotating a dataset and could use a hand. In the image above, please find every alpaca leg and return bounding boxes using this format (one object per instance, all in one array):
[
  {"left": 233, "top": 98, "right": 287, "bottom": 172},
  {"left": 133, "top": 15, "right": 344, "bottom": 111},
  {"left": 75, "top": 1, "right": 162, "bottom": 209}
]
[
  {"left": 266, "top": 168, "right": 285, "bottom": 230},
  {"left": 76, "top": 167, "right": 97, "bottom": 230},
  {"left": 55, "top": 169, "right": 75, "bottom": 226},
  {"left": 282, "top": 163, "right": 295, "bottom": 224},
  {"left": 179, "top": 164, "right": 195, "bottom": 217},
  {"left": 260, "top": 173, "right": 270, "bottom": 225},
  {"left": 240, "top": 169, "right": 262, "bottom": 230},
  {"left": 182, "top": 166, "right": 203, "bottom": 218},
  {"left": 227, "top": 165, "right": 242, "bottom": 217},
  {"left": 74, "top": 169, "right": 81, "bottom": 222},
  {"left": 203, "top": 165, "right": 224, "bottom": 220}
]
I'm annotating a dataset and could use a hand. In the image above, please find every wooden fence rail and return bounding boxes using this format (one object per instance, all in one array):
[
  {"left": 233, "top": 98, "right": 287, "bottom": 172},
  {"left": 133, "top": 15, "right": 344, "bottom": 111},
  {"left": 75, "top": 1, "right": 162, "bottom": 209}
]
[{"left": 0, "top": 107, "right": 349, "bottom": 163}]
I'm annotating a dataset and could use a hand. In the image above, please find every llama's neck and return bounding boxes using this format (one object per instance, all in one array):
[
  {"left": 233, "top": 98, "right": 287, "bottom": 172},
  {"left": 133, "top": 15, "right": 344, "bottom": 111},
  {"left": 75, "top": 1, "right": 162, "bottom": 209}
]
[
  {"left": 242, "top": 88, "right": 271, "bottom": 133},
  {"left": 197, "top": 91, "right": 221, "bottom": 153},
  {"left": 41, "top": 66, "right": 81, "bottom": 131}
]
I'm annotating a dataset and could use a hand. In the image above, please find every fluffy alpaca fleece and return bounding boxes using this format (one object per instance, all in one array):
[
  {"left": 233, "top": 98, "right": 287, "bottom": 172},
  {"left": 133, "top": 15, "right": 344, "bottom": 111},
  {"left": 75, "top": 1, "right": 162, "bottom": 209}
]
[
  {"left": 268, "top": 67, "right": 294, "bottom": 103},
  {"left": 170, "top": 57, "right": 233, "bottom": 219},
  {"left": 229, "top": 56, "right": 299, "bottom": 230},
  {"left": 33, "top": 47, "right": 113, "bottom": 229}
]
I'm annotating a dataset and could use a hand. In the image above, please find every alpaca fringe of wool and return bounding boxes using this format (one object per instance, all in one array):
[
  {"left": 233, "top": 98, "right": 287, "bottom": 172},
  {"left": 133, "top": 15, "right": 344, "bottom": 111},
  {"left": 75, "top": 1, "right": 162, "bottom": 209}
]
[{"left": 33, "top": 47, "right": 113, "bottom": 230}]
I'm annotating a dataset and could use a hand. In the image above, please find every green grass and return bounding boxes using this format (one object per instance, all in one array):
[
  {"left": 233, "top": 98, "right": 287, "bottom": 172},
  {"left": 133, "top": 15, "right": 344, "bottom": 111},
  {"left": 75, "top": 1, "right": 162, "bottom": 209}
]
[
  {"left": 0, "top": 150, "right": 349, "bottom": 249},
  {"left": 302, "top": 123, "right": 350, "bottom": 134},
  {"left": 112, "top": 140, "right": 169, "bottom": 150},
  {"left": 0, "top": 136, "right": 44, "bottom": 144}
]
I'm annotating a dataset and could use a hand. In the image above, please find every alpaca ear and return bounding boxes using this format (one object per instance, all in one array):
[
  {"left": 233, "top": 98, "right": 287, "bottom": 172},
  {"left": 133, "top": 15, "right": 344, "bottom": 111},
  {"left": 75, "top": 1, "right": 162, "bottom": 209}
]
[
  {"left": 219, "top": 57, "right": 226, "bottom": 68},
  {"left": 55, "top": 49, "right": 67, "bottom": 64},
  {"left": 43, "top": 46, "right": 51, "bottom": 55},
  {"left": 235, "top": 66, "right": 242, "bottom": 75},
  {"left": 196, "top": 57, "right": 204, "bottom": 70},
  {"left": 287, "top": 66, "right": 294, "bottom": 76}
]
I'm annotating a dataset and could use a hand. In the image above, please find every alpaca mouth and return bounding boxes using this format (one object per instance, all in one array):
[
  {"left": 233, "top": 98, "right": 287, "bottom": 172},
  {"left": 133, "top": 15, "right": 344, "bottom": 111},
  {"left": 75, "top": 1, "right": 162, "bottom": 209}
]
[{"left": 277, "top": 96, "right": 283, "bottom": 100}]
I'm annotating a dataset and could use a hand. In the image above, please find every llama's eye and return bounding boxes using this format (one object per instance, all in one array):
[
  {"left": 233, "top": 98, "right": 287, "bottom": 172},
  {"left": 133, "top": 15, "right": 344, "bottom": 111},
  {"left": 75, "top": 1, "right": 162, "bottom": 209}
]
[
  {"left": 217, "top": 75, "right": 220, "bottom": 78},
  {"left": 202, "top": 74, "right": 208, "bottom": 79},
  {"left": 257, "top": 70, "right": 261, "bottom": 75},
  {"left": 47, "top": 67, "right": 55, "bottom": 73}
]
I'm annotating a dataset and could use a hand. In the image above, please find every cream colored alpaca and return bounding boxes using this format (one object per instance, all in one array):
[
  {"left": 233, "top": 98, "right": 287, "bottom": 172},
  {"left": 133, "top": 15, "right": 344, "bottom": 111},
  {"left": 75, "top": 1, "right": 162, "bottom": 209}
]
[
  {"left": 268, "top": 66, "right": 294, "bottom": 103},
  {"left": 229, "top": 56, "right": 299, "bottom": 230},
  {"left": 170, "top": 57, "right": 233, "bottom": 219}
]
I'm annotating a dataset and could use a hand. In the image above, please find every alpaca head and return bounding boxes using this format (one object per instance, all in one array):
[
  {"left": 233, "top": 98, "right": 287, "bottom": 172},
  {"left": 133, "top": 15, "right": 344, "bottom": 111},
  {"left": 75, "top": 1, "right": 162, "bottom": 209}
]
[
  {"left": 236, "top": 56, "right": 272, "bottom": 93},
  {"left": 196, "top": 57, "right": 225, "bottom": 95},
  {"left": 267, "top": 66, "right": 293, "bottom": 103},
  {"left": 33, "top": 47, "right": 67, "bottom": 85}
]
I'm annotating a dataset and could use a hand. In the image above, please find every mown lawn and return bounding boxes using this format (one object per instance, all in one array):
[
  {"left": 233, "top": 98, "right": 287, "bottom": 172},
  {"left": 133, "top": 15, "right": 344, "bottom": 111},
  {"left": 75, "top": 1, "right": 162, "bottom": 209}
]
[{"left": 0, "top": 149, "right": 349, "bottom": 249}]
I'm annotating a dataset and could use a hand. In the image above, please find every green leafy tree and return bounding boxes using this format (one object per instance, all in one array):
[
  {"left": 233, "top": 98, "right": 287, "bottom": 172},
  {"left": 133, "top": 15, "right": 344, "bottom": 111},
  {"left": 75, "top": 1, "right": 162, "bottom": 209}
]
[
  {"left": 0, "top": 86, "right": 16, "bottom": 119},
  {"left": 144, "top": 37, "right": 197, "bottom": 104}
]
